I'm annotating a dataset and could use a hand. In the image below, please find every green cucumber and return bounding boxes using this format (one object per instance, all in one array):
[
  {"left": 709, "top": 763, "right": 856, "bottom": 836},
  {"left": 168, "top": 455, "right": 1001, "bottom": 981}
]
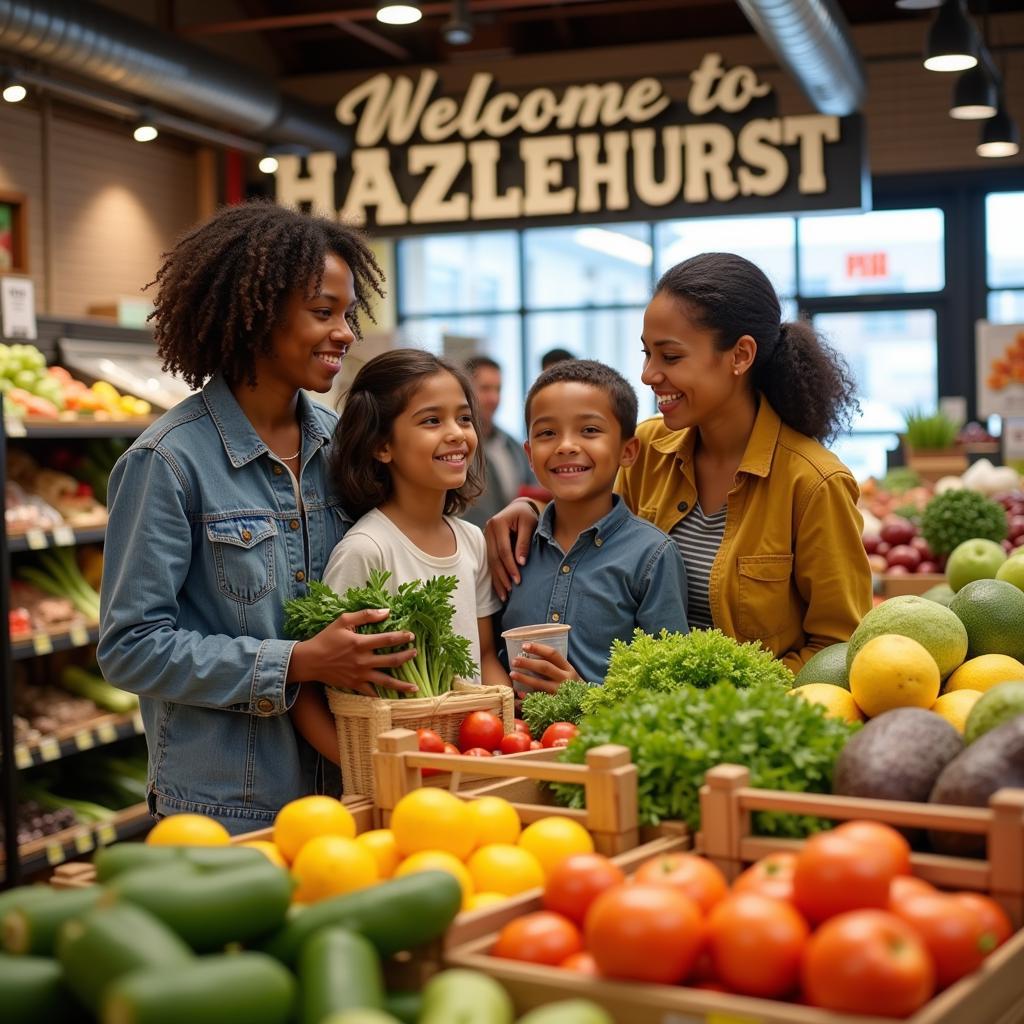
[
  {"left": 57, "top": 902, "right": 194, "bottom": 1012},
  {"left": 0, "top": 952, "right": 82, "bottom": 1023},
  {"left": 3, "top": 886, "right": 103, "bottom": 955},
  {"left": 298, "top": 928, "right": 384, "bottom": 1024},
  {"left": 0, "top": 884, "right": 53, "bottom": 919},
  {"left": 94, "top": 843, "right": 265, "bottom": 881},
  {"left": 100, "top": 951, "right": 295, "bottom": 1024},
  {"left": 261, "top": 870, "right": 461, "bottom": 965},
  {"left": 108, "top": 860, "right": 292, "bottom": 952},
  {"left": 383, "top": 990, "right": 422, "bottom": 1024},
  {"left": 419, "top": 969, "right": 514, "bottom": 1024},
  {"left": 516, "top": 1001, "right": 615, "bottom": 1024}
]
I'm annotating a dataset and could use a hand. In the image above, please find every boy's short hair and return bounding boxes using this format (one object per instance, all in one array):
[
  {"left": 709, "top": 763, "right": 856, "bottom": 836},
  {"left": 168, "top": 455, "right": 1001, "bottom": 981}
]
[
  {"left": 525, "top": 359, "right": 638, "bottom": 439},
  {"left": 464, "top": 354, "right": 501, "bottom": 376}
]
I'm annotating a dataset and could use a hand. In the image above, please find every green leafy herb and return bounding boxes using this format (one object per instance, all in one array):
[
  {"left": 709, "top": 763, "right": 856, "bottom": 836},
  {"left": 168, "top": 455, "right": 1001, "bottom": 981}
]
[
  {"left": 903, "top": 408, "right": 960, "bottom": 451},
  {"left": 880, "top": 467, "right": 921, "bottom": 496},
  {"left": 550, "top": 681, "right": 857, "bottom": 837},
  {"left": 521, "top": 680, "right": 591, "bottom": 737},
  {"left": 580, "top": 628, "right": 793, "bottom": 716},
  {"left": 283, "top": 569, "right": 477, "bottom": 698},
  {"left": 921, "top": 489, "right": 1008, "bottom": 555}
]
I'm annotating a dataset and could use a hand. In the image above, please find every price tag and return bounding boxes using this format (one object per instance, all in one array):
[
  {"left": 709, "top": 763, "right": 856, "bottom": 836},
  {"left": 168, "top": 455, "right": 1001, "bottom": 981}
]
[
  {"left": 96, "top": 722, "right": 118, "bottom": 745},
  {"left": 46, "top": 842, "right": 66, "bottom": 866},
  {"left": 74, "top": 730, "right": 95, "bottom": 751},
  {"left": 14, "top": 745, "right": 32, "bottom": 769},
  {"left": 68, "top": 624, "right": 89, "bottom": 647},
  {"left": 39, "top": 737, "right": 61, "bottom": 762},
  {"left": 96, "top": 823, "right": 117, "bottom": 847},
  {"left": 5, "top": 416, "right": 27, "bottom": 438},
  {"left": 132, "top": 711, "right": 144, "bottom": 734},
  {"left": 53, "top": 525, "right": 75, "bottom": 547},
  {"left": 25, "top": 528, "right": 47, "bottom": 550},
  {"left": 32, "top": 633, "right": 53, "bottom": 656},
  {"left": 74, "top": 832, "right": 94, "bottom": 855}
]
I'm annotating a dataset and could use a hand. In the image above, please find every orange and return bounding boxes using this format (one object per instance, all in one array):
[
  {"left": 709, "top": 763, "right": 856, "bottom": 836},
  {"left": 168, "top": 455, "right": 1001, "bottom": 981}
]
[
  {"left": 467, "top": 844, "right": 545, "bottom": 896},
  {"left": 466, "top": 796, "right": 521, "bottom": 848},
  {"left": 146, "top": 814, "right": 230, "bottom": 847},
  {"left": 390, "top": 789, "right": 477, "bottom": 860},
  {"left": 238, "top": 839, "right": 288, "bottom": 868},
  {"left": 273, "top": 796, "right": 356, "bottom": 863},
  {"left": 355, "top": 829, "right": 401, "bottom": 879},
  {"left": 466, "top": 891, "right": 507, "bottom": 912},
  {"left": 290, "top": 834, "right": 377, "bottom": 903},
  {"left": 517, "top": 816, "right": 594, "bottom": 878},
  {"left": 395, "top": 849, "right": 473, "bottom": 908}
]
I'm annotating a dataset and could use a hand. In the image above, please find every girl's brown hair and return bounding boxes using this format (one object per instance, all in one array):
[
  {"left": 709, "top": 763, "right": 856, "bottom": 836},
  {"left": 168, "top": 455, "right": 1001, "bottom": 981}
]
[{"left": 332, "top": 349, "right": 485, "bottom": 519}]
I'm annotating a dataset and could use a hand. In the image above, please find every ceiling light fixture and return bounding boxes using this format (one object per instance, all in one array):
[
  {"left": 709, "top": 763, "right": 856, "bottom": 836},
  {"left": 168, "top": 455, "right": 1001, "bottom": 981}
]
[
  {"left": 443, "top": 0, "right": 473, "bottom": 44},
  {"left": 132, "top": 119, "right": 158, "bottom": 143},
  {"left": 924, "top": 0, "right": 978, "bottom": 72},
  {"left": 977, "top": 98, "right": 1020, "bottom": 158},
  {"left": 258, "top": 155, "right": 279, "bottom": 174},
  {"left": 2, "top": 72, "right": 26, "bottom": 103},
  {"left": 376, "top": 2, "right": 422, "bottom": 25},
  {"left": 950, "top": 64, "right": 997, "bottom": 119},
  {"left": 895, "top": 0, "right": 940, "bottom": 9}
]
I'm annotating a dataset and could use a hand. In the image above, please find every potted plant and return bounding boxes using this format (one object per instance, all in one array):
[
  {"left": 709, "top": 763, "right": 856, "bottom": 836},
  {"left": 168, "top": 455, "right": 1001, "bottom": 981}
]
[{"left": 901, "top": 408, "right": 968, "bottom": 481}]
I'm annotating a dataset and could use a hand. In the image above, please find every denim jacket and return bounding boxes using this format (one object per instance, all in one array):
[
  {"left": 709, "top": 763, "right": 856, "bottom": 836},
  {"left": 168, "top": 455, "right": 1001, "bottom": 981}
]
[
  {"left": 97, "top": 375, "right": 350, "bottom": 833},
  {"left": 499, "top": 495, "right": 689, "bottom": 684}
]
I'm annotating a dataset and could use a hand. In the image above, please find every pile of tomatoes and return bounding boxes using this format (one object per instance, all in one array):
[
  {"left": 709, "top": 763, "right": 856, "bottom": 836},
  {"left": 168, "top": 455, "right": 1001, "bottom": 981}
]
[
  {"left": 490, "top": 820, "right": 1013, "bottom": 1018},
  {"left": 415, "top": 713, "right": 578, "bottom": 772}
]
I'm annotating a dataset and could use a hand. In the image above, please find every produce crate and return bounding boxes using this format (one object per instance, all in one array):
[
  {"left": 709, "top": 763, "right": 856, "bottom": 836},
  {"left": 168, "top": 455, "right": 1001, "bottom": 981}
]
[
  {"left": 879, "top": 572, "right": 947, "bottom": 598},
  {"left": 904, "top": 447, "right": 969, "bottom": 482},
  {"left": 372, "top": 728, "right": 672, "bottom": 857},
  {"left": 445, "top": 764, "right": 1024, "bottom": 1024},
  {"left": 327, "top": 679, "right": 515, "bottom": 799}
]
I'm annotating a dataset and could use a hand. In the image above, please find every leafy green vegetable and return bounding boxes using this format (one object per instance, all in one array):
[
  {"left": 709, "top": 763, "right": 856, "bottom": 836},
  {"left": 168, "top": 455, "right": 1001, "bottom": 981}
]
[
  {"left": 283, "top": 570, "right": 477, "bottom": 698},
  {"left": 921, "top": 489, "right": 1008, "bottom": 555},
  {"left": 521, "top": 680, "right": 590, "bottom": 737},
  {"left": 903, "top": 408, "right": 960, "bottom": 451},
  {"left": 881, "top": 467, "right": 921, "bottom": 496},
  {"left": 551, "top": 681, "right": 857, "bottom": 837},
  {"left": 581, "top": 628, "right": 793, "bottom": 716}
]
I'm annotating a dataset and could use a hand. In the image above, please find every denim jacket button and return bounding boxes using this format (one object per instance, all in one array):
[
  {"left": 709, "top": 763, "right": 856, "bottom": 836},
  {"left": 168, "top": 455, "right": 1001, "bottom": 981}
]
[
  {"left": 561, "top": 564, "right": 571, "bottom": 574},
  {"left": 256, "top": 697, "right": 274, "bottom": 714},
  {"left": 241, "top": 529, "right": 252, "bottom": 542},
  {"left": 551, "top": 612, "right": 560, "bottom": 622},
  {"left": 289, "top": 519, "right": 300, "bottom": 531},
  {"left": 272, "top": 465, "right": 284, "bottom": 476},
  {"left": 295, "top": 570, "right": 306, "bottom": 583},
  {"left": 594, "top": 537, "right": 603, "bottom": 547}
]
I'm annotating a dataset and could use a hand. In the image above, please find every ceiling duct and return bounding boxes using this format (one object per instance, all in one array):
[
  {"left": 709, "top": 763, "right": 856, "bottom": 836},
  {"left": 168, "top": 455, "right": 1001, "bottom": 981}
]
[
  {"left": 734, "top": 0, "right": 867, "bottom": 116},
  {"left": 0, "top": 0, "right": 350, "bottom": 153}
]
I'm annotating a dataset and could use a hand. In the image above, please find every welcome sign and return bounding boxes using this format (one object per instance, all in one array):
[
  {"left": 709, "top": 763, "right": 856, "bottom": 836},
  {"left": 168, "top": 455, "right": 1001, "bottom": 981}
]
[{"left": 276, "top": 53, "right": 868, "bottom": 233}]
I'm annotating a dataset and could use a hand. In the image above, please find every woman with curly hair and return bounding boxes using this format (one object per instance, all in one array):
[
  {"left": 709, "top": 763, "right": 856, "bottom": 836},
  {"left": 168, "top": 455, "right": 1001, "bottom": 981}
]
[
  {"left": 487, "top": 252, "right": 872, "bottom": 675},
  {"left": 97, "top": 201, "right": 417, "bottom": 832}
]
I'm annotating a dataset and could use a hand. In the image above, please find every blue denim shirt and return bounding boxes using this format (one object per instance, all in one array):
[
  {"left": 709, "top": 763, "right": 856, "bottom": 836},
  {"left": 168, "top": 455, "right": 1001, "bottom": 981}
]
[
  {"left": 97, "top": 375, "right": 350, "bottom": 834},
  {"left": 499, "top": 495, "right": 689, "bottom": 684}
]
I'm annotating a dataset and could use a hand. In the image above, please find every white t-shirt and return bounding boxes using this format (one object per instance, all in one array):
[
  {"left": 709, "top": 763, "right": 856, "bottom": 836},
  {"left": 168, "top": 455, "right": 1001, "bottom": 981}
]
[{"left": 322, "top": 508, "right": 502, "bottom": 680}]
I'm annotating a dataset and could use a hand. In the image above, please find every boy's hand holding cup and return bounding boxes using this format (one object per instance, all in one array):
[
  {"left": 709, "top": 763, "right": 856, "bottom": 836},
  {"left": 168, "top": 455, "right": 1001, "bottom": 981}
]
[{"left": 501, "top": 623, "right": 579, "bottom": 695}]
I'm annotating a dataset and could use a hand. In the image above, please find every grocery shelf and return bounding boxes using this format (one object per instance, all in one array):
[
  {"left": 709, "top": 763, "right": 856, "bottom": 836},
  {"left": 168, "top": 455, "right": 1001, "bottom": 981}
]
[
  {"left": 3, "top": 415, "right": 157, "bottom": 440},
  {"left": 1, "top": 801, "right": 152, "bottom": 877},
  {"left": 7, "top": 524, "right": 107, "bottom": 551},
  {"left": 11, "top": 624, "right": 100, "bottom": 660},
  {"left": 12, "top": 709, "right": 144, "bottom": 771}
]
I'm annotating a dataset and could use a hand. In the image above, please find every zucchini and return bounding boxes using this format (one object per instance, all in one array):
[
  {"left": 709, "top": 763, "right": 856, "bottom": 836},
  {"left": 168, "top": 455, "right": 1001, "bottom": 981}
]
[
  {"left": 3, "top": 886, "right": 103, "bottom": 955},
  {"left": 516, "top": 1002, "right": 615, "bottom": 1024},
  {"left": 108, "top": 860, "right": 292, "bottom": 951},
  {"left": 298, "top": 928, "right": 384, "bottom": 1024},
  {"left": 57, "top": 902, "right": 194, "bottom": 1012},
  {"left": 100, "top": 951, "right": 295, "bottom": 1024},
  {"left": 94, "top": 843, "right": 265, "bottom": 882},
  {"left": 60, "top": 667, "right": 138, "bottom": 714},
  {"left": 419, "top": 969, "right": 514, "bottom": 1024},
  {"left": 261, "top": 870, "right": 462, "bottom": 965},
  {"left": 0, "top": 884, "right": 54, "bottom": 920},
  {"left": 0, "top": 952, "right": 83, "bottom": 1023},
  {"left": 383, "top": 990, "right": 423, "bottom": 1024}
]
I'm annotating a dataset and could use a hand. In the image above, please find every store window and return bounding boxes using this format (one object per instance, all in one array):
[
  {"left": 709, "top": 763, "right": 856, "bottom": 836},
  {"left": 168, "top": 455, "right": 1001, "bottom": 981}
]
[{"left": 986, "top": 192, "right": 1024, "bottom": 323}]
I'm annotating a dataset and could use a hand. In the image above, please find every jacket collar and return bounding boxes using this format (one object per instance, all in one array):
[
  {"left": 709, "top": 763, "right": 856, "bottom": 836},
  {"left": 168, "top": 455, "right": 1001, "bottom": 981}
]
[
  {"left": 649, "top": 396, "right": 782, "bottom": 479},
  {"left": 536, "top": 492, "right": 631, "bottom": 546},
  {"left": 202, "top": 374, "right": 332, "bottom": 469}
]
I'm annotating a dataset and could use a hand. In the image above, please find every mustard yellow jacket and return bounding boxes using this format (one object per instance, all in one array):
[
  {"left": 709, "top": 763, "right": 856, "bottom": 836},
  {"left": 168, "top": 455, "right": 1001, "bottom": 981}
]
[{"left": 617, "top": 399, "right": 872, "bottom": 671}]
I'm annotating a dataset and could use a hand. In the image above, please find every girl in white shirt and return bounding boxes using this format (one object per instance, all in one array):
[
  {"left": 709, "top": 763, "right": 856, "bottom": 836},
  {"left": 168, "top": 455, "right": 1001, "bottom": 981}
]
[{"left": 292, "top": 348, "right": 510, "bottom": 763}]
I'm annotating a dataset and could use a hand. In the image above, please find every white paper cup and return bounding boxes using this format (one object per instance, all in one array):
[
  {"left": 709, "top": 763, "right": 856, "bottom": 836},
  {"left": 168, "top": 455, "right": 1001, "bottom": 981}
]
[{"left": 501, "top": 623, "right": 572, "bottom": 694}]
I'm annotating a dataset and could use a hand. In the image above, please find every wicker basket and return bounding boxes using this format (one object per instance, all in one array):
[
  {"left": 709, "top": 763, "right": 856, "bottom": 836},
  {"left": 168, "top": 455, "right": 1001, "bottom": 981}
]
[{"left": 326, "top": 680, "right": 515, "bottom": 798}]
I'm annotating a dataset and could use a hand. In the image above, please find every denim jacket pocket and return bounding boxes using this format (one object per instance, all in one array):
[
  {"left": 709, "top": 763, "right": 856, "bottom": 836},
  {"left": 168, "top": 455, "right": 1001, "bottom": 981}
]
[
  {"left": 206, "top": 515, "right": 278, "bottom": 604},
  {"left": 737, "top": 553, "right": 794, "bottom": 639}
]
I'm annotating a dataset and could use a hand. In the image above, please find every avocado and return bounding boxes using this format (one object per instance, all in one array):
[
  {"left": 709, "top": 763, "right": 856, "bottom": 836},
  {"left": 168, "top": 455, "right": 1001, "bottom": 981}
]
[
  {"left": 929, "top": 715, "right": 1024, "bottom": 857},
  {"left": 964, "top": 680, "right": 1024, "bottom": 744}
]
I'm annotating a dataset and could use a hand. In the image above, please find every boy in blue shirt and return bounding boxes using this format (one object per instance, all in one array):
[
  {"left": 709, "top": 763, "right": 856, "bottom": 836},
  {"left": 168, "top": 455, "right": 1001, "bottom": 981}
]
[{"left": 500, "top": 360, "right": 688, "bottom": 692}]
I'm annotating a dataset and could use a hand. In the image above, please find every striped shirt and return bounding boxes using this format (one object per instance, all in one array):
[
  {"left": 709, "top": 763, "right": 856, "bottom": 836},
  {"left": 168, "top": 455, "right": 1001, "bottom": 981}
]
[{"left": 669, "top": 503, "right": 727, "bottom": 629}]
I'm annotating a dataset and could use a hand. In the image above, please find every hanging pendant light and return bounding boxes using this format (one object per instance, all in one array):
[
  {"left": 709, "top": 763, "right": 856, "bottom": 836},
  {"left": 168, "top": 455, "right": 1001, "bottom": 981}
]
[
  {"left": 377, "top": 2, "right": 422, "bottom": 25},
  {"left": 950, "top": 64, "right": 997, "bottom": 119},
  {"left": 443, "top": 0, "right": 473, "bottom": 45},
  {"left": 976, "top": 98, "right": 1020, "bottom": 158},
  {"left": 924, "top": 0, "right": 977, "bottom": 72}
]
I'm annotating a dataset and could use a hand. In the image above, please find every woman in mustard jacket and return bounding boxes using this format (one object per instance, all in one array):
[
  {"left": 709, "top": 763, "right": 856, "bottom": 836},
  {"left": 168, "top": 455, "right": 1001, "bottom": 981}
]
[{"left": 487, "top": 252, "right": 872, "bottom": 673}]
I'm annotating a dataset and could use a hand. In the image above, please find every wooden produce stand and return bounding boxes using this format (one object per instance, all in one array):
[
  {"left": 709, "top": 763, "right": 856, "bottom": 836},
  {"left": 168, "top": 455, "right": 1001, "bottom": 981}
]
[
  {"left": 879, "top": 572, "right": 947, "bottom": 598},
  {"left": 446, "top": 765, "right": 1024, "bottom": 1024}
]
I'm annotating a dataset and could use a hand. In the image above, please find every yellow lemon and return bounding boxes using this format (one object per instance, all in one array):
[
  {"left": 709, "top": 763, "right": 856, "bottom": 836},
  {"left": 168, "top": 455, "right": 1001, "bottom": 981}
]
[
  {"left": 291, "top": 835, "right": 377, "bottom": 903},
  {"left": 355, "top": 829, "right": 401, "bottom": 879},
  {"left": 946, "top": 654, "right": 1024, "bottom": 694},
  {"left": 931, "top": 689, "right": 983, "bottom": 734},
  {"left": 517, "top": 816, "right": 594, "bottom": 878},
  {"left": 395, "top": 849, "right": 474, "bottom": 908},
  {"left": 238, "top": 839, "right": 288, "bottom": 868},
  {"left": 466, "top": 796, "right": 521, "bottom": 849},
  {"left": 467, "top": 843, "right": 545, "bottom": 896},
  {"left": 146, "top": 814, "right": 230, "bottom": 846},
  {"left": 466, "top": 891, "right": 507, "bottom": 912},
  {"left": 849, "top": 634, "right": 941, "bottom": 718},
  {"left": 273, "top": 796, "right": 356, "bottom": 863},
  {"left": 788, "top": 683, "right": 865, "bottom": 724},
  {"left": 390, "top": 789, "right": 477, "bottom": 860}
]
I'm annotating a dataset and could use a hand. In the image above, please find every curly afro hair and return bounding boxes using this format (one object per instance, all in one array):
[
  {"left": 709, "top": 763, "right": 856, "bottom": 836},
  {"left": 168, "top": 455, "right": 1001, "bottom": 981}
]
[{"left": 146, "top": 200, "right": 385, "bottom": 389}]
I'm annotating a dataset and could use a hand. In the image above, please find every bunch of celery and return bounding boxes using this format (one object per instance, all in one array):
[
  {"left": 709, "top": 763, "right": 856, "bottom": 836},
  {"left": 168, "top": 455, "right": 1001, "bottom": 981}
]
[
  {"left": 18, "top": 547, "right": 101, "bottom": 621},
  {"left": 284, "top": 569, "right": 477, "bottom": 699}
]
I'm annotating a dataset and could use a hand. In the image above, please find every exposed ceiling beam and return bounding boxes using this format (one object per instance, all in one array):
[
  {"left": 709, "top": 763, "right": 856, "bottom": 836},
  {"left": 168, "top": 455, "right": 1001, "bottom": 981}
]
[{"left": 332, "top": 18, "right": 412, "bottom": 60}]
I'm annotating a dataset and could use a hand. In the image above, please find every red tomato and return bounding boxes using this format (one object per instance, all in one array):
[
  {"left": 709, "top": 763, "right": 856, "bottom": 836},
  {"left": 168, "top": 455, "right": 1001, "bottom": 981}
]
[
  {"left": 802, "top": 910, "right": 935, "bottom": 1016},
  {"left": 529, "top": 740, "right": 543, "bottom": 750},
  {"left": 417, "top": 728, "right": 446, "bottom": 777},
  {"left": 706, "top": 893, "right": 809, "bottom": 998},
  {"left": 793, "top": 830, "right": 896, "bottom": 924},
  {"left": 8, "top": 607, "right": 31, "bottom": 635},
  {"left": 541, "top": 722, "right": 579, "bottom": 748},
  {"left": 585, "top": 883, "right": 704, "bottom": 984},
  {"left": 892, "top": 893, "right": 999, "bottom": 988},
  {"left": 459, "top": 711, "right": 504, "bottom": 752},
  {"left": 835, "top": 820, "right": 911, "bottom": 876},
  {"left": 634, "top": 853, "right": 728, "bottom": 915},
  {"left": 499, "top": 732, "right": 532, "bottom": 755},
  {"left": 462, "top": 747, "right": 493, "bottom": 757},
  {"left": 513, "top": 718, "right": 532, "bottom": 737},
  {"left": 542, "top": 852, "right": 625, "bottom": 925},
  {"left": 952, "top": 893, "right": 1012, "bottom": 951},
  {"left": 550, "top": 738, "right": 570, "bottom": 748},
  {"left": 732, "top": 852, "right": 797, "bottom": 903},
  {"left": 559, "top": 951, "right": 599, "bottom": 975},
  {"left": 889, "top": 874, "right": 938, "bottom": 912},
  {"left": 492, "top": 911, "right": 582, "bottom": 966},
  {"left": 441, "top": 742, "right": 460, "bottom": 755}
]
